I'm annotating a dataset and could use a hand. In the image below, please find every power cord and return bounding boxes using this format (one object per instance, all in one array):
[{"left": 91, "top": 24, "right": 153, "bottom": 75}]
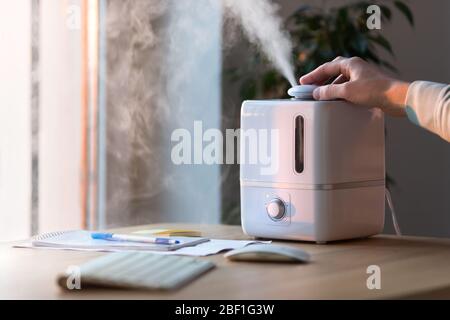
[{"left": 385, "top": 187, "right": 402, "bottom": 236}]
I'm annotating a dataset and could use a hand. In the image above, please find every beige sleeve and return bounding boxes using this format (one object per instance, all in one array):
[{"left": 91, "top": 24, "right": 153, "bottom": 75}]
[{"left": 405, "top": 81, "right": 450, "bottom": 142}]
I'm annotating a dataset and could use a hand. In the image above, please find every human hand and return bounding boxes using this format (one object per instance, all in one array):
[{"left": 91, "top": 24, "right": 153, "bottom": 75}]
[{"left": 299, "top": 56, "right": 410, "bottom": 116}]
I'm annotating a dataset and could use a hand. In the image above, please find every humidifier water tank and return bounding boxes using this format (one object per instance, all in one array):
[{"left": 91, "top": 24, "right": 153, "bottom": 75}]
[{"left": 240, "top": 85, "right": 385, "bottom": 243}]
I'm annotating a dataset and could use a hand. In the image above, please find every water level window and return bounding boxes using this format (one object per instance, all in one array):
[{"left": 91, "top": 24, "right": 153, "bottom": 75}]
[{"left": 295, "top": 115, "right": 304, "bottom": 173}]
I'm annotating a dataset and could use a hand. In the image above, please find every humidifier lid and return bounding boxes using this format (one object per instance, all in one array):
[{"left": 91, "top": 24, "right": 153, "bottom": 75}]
[{"left": 287, "top": 85, "right": 318, "bottom": 100}]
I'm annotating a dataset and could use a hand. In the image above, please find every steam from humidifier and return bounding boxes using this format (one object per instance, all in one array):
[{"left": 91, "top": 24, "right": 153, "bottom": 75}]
[{"left": 223, "top": 0, "right": 297, "bottom": 87}]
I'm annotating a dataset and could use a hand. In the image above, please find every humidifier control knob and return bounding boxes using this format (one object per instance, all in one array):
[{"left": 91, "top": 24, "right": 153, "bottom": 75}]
[
  {"left": 266, "top": 198, "right": 286, "bottom": 220},
  {"left": 287, "top": 85, "right": 318, "bottom": 99}
]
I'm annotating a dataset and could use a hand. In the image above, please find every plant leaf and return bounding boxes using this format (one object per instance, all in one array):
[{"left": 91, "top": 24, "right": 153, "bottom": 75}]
[
  {"left": 379, "top": 4, "right": 392, "bottom": 21},
  {"left": 291, "top": 5, "right": 311, "bottom": 17},
  {"left": 351, "top": 31, "right": 369, "bottom": 55},
  {"left": 369, "top": 34, "right": 394, "bottom": 56},
  {"left": 239, "top": 78, "right": 257, "bottom": 100},
  {"left": 379, "top": 60, "right": 398, "bottom": 73},
  {"left": 394, "top": 1, "right": 414, "bottom": 26}
]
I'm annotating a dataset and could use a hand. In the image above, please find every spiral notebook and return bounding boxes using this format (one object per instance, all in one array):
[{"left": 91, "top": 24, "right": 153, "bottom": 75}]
[{"left": 31, "top": 230, "right": 209, "bottom": 252}]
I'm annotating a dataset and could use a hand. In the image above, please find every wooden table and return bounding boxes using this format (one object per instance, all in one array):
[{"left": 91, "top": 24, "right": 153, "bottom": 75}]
[{"left": 2, "top": 223, "right": 450, "bottom": 299}]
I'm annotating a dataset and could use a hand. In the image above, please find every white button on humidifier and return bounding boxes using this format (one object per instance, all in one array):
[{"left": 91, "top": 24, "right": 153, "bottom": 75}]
[
  {"left": 287, "top": 85, "right": 318, "bottom": 99},
  {"left": 266, "top": 198, "right": 285, "bottom": 220}
]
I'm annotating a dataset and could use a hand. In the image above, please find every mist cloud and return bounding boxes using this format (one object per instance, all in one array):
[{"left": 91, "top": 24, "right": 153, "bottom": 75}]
[{"left": 222, "top": 0, "right": 296, "bottom": 86}]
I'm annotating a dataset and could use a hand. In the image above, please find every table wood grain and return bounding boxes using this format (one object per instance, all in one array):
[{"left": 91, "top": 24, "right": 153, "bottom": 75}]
[{"left": 2, "top": 223, "right": 450, "bottom": 299}]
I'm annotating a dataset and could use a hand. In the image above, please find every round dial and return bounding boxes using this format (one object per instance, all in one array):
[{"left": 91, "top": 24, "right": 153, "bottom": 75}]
[
  {"left": 287, "top": 85, "right": 318, "bottom": 99},
  {"left": 266, "top": 198, "right": 286, "bottom": 220}
]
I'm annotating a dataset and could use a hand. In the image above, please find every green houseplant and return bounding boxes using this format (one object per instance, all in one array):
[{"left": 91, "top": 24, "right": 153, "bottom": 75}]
[
  {"left": 222, "top": 0, "right": 414, "bottom": 224},
  {"left": 229, "top": 0, "right": 414, "bottom": 101}
]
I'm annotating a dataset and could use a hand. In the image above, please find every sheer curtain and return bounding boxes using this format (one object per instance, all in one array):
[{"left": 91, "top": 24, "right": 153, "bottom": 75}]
[
  {"left": 98, "top": 0, "right": 222, "bottom": 228},
  {"left": 0, "top": 2, "right": 32, "bottom": 241},
  {"left": 0, "top": 0, "right": 223, "bottom": 241}
]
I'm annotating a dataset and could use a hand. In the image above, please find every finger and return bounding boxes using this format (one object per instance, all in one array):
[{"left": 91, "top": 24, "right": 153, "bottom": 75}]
[
  {"left": 300, "top": 57, "right": 351, "bottom": 85},
  {"left": 332, "top": 74, "right": 348, "bottom": 84},
  {"left": 310, "top": 76, "right": 336, "bottom": 86},
  {"left": 323, "top": 72, "right": 347, "bottom": 85},
  {"left": 332, "top": 56, "right": 345, "bottom": 62},
  {"left": 298, "top": 56, "right": 345, "bottom": 84},
  {"left": 300, "top": 61, "right": 348, "bottom": 84},
  {"left": 313, "top": 84, "right": 348, "bottom": 100}
]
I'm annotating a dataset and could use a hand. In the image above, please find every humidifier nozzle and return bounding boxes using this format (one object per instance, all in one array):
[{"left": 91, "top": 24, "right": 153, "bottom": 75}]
[{"left": 287, "top": 85, "right": 318, "bottom": 100}]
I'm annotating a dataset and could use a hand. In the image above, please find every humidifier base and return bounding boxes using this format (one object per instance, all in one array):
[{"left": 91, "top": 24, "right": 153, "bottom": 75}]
[{"left": 240, "top": 183, "right": 385, "bottom": 243}]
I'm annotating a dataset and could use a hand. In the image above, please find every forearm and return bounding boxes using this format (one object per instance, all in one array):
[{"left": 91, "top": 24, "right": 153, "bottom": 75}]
[{"left": 405, "top": 81, "right": 450, "bottom": 142}]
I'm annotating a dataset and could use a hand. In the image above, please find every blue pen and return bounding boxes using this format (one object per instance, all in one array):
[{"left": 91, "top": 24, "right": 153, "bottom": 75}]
[{"left": 91, "top": 232, "right": 180, "bottom": 245}]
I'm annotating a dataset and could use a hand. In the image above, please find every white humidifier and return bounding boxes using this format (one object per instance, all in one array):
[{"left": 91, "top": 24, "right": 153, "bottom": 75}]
[{"left": 240, "top": 85, "right": 385, "bottom": 243}]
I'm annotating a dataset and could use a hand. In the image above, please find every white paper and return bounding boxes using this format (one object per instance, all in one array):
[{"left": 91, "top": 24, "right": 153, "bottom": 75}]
[
  {"left": 152, "top": 239, "right": 271, "bottom": 256},
  {"left": 14, "top": 238, "right": 270, "bottom": 256},
  {"left": 28, "top": 230, "right": 208, "bottom": 251}
]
